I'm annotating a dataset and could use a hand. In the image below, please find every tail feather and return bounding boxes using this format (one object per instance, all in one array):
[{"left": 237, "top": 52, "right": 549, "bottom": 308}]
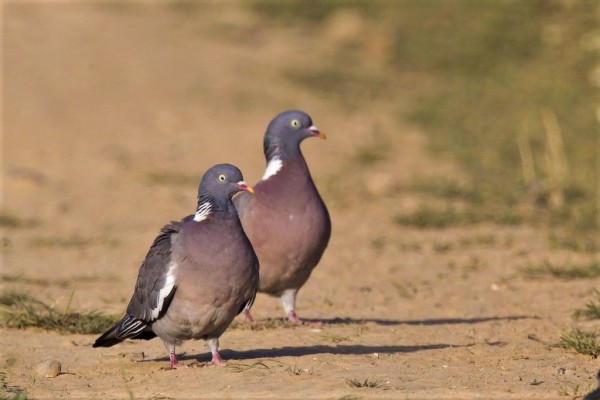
[
  {"left": 93, "top": 314, "right": 154, "bottom": 348},
  {"left": 92, "top": 320, "right": 124, "bottom": 348}
]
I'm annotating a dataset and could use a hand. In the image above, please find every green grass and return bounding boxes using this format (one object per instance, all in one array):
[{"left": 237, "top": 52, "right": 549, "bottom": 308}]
[
  {"left": 557, "top": 328, "right": 600, "bottom": 359},
  {"left": 0, "top": 371, "right": 26, "bottom": 400},
  {"left": 574, "top": 290, "right": 600, "bottom": 320},
  {"left": 253, "top": 1, "right": 600, "bottom": 236},
  {"left": 521, "top": 260, "right": 600, "bottom": 280},
  {"left": 321, "top": 333, "right": 350, "bottom": 343},
  {"left": 0, "top": 213, "right": 38, "bottom": 229},
  {"left": 548, "top": 233, "right": 600, "bottom": 253},
  {"left": 395, "top": 206, "right": 522, "bottom": 228},
  {"left": 0, "top": 290, "right": 119, "bottom": 334},
  {"left": 558, "top": 383, "right": 582, "bottom": 398},
  {"left": 409, "top": 178, "right": 478, "bottom": 202},
  {"left": 393, "top": 281, "right": 417, "bottom": 299},
  {"left": 0, "top": 273, "right": 115, "bottom": 288}
]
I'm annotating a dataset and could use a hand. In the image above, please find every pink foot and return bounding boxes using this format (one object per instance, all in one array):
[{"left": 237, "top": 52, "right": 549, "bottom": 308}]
[
  {"left": 287, "top": 310, "right": 301, "bottom": 324},
  {"left": 169, "top": 352, "right": 187, "bottom": 369},
  {"left": 243, "top": 308, "right": 254, "bottom": 323},
  {"left": 205, "top": 351, "right": 226, "bottom": 367}
]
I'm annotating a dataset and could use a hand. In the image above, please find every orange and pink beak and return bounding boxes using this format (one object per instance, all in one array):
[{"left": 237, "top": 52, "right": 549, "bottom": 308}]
[
  {"left": 237, "top": 181, "right": 255, "bottom": 194},
  {"left": 309, "top": 125, "right": 327, "bottom": 140}
]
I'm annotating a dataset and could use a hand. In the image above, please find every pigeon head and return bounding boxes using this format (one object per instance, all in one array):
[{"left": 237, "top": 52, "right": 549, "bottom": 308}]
[
  {"left": 196, "top": 164, "right": 254, "bottom": 219},
  {"left": 263, "top": 110, "right": 326, "bottom": 161}
]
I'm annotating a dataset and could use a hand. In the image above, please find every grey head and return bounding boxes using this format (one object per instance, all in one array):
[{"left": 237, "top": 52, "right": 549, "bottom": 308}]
[
  {"left": 197, "top": 164, "right": 254, "bottom": 215},
  {"left": 263, "top": 110, "right": 326, "bottom": 161}
]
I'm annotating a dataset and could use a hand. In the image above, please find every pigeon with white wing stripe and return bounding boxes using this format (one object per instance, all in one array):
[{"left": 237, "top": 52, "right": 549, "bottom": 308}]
[{"left": 93, "top": 164, "right": 259, "bottom": 368}]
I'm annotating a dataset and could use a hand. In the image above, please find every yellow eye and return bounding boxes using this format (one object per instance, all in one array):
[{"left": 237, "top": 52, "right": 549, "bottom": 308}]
[
  {"left": 290, "top": 119, "right": 300, "bottom": 128},
  {"left": 218, "top": 174, "right": 226, "bottom": 181}
]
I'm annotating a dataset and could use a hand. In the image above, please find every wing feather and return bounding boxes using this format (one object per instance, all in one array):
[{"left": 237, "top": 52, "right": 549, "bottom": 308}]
[{"left": 126, "top": 221, "right": 181, "bottom": 323}]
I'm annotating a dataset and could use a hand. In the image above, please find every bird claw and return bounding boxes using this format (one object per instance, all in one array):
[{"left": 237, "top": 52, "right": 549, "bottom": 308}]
[
  {"left": 204, "top": 352, "right": 226, "bottom": 367},
  {"left": 243, "top": 308, "right": 254, "bottom": 323},
  {"left": 287, "top": 310, "right": 301, "bottom": 324}
]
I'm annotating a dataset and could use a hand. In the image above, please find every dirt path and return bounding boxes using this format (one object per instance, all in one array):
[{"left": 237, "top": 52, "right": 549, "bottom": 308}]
[{"left": 2, "top": 3, "right": 599, "bottom": 399}]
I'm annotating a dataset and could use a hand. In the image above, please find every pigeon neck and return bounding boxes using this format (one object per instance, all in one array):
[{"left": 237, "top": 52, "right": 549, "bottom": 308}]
[
  {"left": 264, "top": 137, "right": 302, "bottom": 161},
  {"left": 194, "top": 200, "right": 212, "bottom": 222},
  {"left": 194, "top": 193, "right": 235, "bottom": 221}
]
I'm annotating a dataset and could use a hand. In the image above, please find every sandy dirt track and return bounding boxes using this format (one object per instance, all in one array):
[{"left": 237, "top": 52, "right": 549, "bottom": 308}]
[{"left": 2, "top": 3, "right": 599, "bottom": 399}]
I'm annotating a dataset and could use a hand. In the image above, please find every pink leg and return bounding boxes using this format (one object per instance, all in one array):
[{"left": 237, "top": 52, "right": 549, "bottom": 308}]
[
  {"left": 169, "top": 350, "right": 187, "bottom": 369},
  {"left": 287, "top": 310, "right": 301, "bottom": 324},
  {"left": 282, "top": 289, "right": 301, "bottom": 324},
  {"left": 205, "top": 338, "right": 226, "bottom": 366},
  {"left": 243, "top": 308, "right": 254, "bottom": 323}
]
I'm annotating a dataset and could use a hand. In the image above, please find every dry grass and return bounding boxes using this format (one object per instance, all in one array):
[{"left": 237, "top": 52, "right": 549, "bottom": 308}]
[
  {"left": 521, "top": 260, "right": 600, "bottom": 280},
  {"left": 573, "top": 290, "right": 600, "bottom": 320},
  {"left": 0, "top": 290, "right": 119, "bottom": 334},
  {"left": 395, "top": 207, "right": 522, "bottom": 228},
  {"left": 0, "top": 213, "right": 38, "bottom": 229},
  {"left": 344, "top": 378, "right": 384, "bottom": 388},
  {"left": 0, "top": 371, "right": 27, "bottom": 400},
  {"left": 556, "top": 328, "right": 600, "bottom": 359}
]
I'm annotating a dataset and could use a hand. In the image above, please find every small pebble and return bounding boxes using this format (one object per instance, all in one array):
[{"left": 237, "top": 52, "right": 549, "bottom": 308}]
[{"left": 37, "top": 359, "right": 61, "bottom": 378}]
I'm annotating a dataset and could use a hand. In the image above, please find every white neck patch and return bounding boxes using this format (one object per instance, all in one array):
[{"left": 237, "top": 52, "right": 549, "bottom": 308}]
[
  {"left": 261, "top": 158, "right": 283, "bottom": 181},
  {"left": 194, "top": 201, "right": 212, "bottom": 222}
]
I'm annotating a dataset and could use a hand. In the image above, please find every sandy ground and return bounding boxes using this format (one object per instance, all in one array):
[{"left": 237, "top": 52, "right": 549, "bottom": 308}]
[{"left": 2, "top": 3, "right": 600, "bottom": 399}]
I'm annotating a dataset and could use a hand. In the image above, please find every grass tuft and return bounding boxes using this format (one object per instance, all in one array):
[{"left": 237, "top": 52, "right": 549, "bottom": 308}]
[
  {"left": 0, "top": 370, "right": 27, "bottom": 400},
  {"left": 0, "top": 290, "right": 119, "bottom": 334},
  {"left": 285, "top": 364, "right": 313, "bottom": 376},
  {"left": 521, "top": 260, "right": 600, "bottom": 280},
  {"left": 395, "top": 206, "right": 522, "bottom": 228},
  {"left": 574, "top": 290, "right": 600, "bottom": 320},
  {"left": 0, "top": 213, "right": 38, "bottom": 229},
  {"left": 558, "top": 383, "right": 582, "bottom": 398},
  {"left": 345, "top": 377, "right": 384, "bottom": 388},
  {"left": 556, "top": 328, "right": 600, "bottom": 359},
  {"left": 321, "top": 333, "right": 350, "bottom": 343},
  {"left": 393, "top": 281, "right": 417, "bottom": 299}
]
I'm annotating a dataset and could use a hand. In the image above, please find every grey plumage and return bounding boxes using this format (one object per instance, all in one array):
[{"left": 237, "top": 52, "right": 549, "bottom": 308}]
[
  {"left": 234, "top": 110, "right": 331, "bottom": 323},
  {"left": 93, "top": 164, "right": 258, "bottom": 368}
]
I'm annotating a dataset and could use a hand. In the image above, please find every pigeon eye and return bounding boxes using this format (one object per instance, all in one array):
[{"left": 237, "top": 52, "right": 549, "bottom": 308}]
[
  {"left": 290, "top": 119, "right": 300, "bottom": 129},
  {"left": 218, "top": 174, "right": 226, "bottom": 182}
]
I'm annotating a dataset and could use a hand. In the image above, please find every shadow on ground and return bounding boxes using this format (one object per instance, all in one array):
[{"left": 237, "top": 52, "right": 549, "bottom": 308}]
[
  {"left": 311, "top": 315, "right": 540, "bottom": 326},
  {"left": 148, "top": 342, "right": 477, "bottom": 365}
]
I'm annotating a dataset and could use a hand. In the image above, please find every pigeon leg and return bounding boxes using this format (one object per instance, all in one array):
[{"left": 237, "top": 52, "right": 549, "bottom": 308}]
[
  {"left": 164, "top": 342, "right": 186, "bottom": 369},
  {"left": 281, "top": 289, "right": 300, "bottom": 323},
  {"left": 242, "top": 307, "right": 254, "bottom": 322},
  {"left": 205, "top": 338, "right": 226, "bottom": 366}
]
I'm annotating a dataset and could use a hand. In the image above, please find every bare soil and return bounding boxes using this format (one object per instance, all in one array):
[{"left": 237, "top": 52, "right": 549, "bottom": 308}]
[{"left": 2, "top": 3, "right": 599, "bottom": 399}]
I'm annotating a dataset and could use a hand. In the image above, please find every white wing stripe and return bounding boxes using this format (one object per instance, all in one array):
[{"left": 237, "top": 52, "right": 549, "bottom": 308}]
[{"left": 150, "top": 261, "right": 177, "bottom": 319}]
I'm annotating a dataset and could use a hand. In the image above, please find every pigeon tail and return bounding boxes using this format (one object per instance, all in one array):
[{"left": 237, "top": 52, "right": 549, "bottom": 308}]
[{"left": 93, "top": 314, "right": 155, "bottom": 348}]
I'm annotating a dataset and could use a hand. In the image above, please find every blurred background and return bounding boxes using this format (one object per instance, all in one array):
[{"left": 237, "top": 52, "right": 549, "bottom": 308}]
[
  {"left": 2, "top": 0, "right": 600, "bottom": 305},
  {"left": 4, "top": 3, "right": 600, "bottom": 396}
]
